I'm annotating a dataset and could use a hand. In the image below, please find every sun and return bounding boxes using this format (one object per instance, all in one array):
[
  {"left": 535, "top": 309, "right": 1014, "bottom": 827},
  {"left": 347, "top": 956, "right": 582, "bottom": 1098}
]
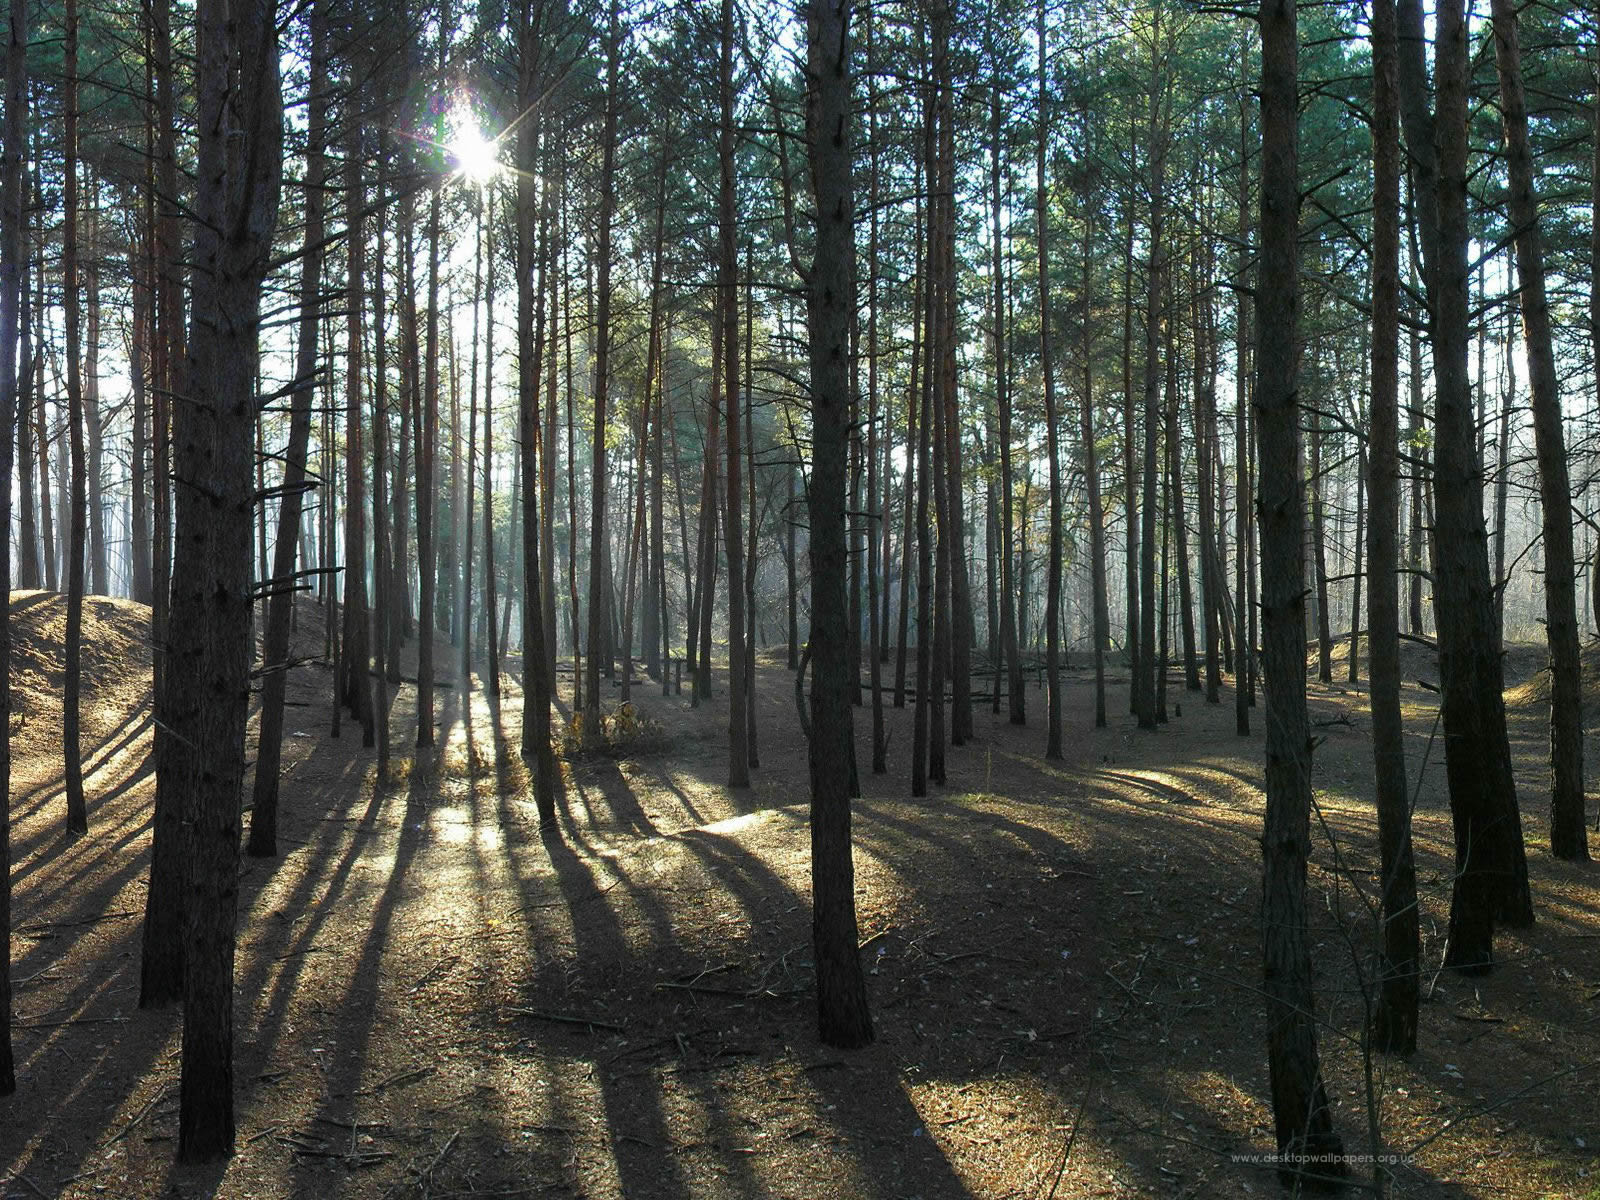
[{"left": 449, "top": 114, "right": 501, "bottom": 186}]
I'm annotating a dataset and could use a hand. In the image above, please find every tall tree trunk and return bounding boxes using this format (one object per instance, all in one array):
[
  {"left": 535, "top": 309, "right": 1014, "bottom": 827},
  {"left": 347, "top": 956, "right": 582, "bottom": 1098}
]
[
  {"left": 341, "top": 116, "right": 374, "bottom": 746},
  {"left": 805, "top": 0, "right": 873, "bottom": 1050},
  {"left": 1078, "top": 160, "right": 1109, "bottom": 729},
  {"left": 63, "top": 0, "right": 88, "bottom": 835},
  {"left": 248, "top": 0, "right": 327, "bottom": 856},
  {"left": 1193, "top": 246, "right": 1222, "bottom": 704},
  {"left": 370, "top": 135, "right": 392, "bottom": 755},
  {"left": 517, "top": 18, "right": 554, "bottom": 820},
  {"left": 1255, "top": 0, "right": 1345, "bottom": 1177},
  {"left": 463, "top": 202, "right": 483, "bottom": 689},
  {"left": 720, "top": 0, "right": 749, "bottom": 786},
  {"left": 1491, "top": 0, "right": 1588, "bottom": 861},
  {"left": 16, "top": 195, "right": 36, "bottom": 593},
  {"left": 585, "top": 0, "right": 621, "bottom": 731},
  {"left": 169, "top": 0, "right": 282, "bottom": 1156},
  {"left": 1368, "top": 0, "right": 1420, "bottom": 1055},
  {"left": 84, "top": 193, "right": 105, "bottom": 597},
  {"left": 1310, "top": 413, "right": 1333, "bottom": 683},
  {"left": 1036, "top": 0, "right": 1063, "bottom": 755},
  {"left": 0, "top": 0, "right": 25, "bottom": 1095},
  {"left": 1234, "top": 85, "right": 1253, "bottom": 736},
  {"left": 1399, "top": 0, "right": 1534, "bottom": 970},
  {"left": 138, "top": 0, "right": 180, "bottom": 994},
  {"left": 864, "top": 13, "right": 885, "bottom": 771},
  {"left": 417, "top": 181, "right": 442, "bottom": 745},
  {"left": 993, "top": 74, "right": 1023, "bottom": 728},
  {"left": 482, "top": 187, "right": 500, "bottom": 695},
  {"left": 1137, "top": 26, "right": 1166, "bottom": 732},
  {"left": 1169, "top": 339, "right": 1198, "bottom": 692},
  {"left": 1123, "top": 211, "right": 1140, "bottom": 713}
]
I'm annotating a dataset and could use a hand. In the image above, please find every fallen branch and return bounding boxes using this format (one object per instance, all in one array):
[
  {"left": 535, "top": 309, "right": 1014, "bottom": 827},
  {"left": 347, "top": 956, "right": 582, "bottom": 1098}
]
[
  {"left": 506, "top": 1007, "right": 625, "bottom": 1033},
  {"left": 15, "top": 911, "right": 136, "bottom": 934}
]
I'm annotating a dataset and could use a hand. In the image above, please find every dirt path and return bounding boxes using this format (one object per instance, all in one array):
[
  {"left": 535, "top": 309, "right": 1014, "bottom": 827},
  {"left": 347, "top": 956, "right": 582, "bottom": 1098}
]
[{"left": 3, "top": 602, "right": 1599, "bottom": 1198}]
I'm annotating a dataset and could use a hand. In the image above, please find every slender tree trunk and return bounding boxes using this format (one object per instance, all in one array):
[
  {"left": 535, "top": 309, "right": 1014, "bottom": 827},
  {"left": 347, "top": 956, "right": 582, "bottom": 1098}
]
[
  {"left": 417, "top": 179, "right": 442, "bottom": 745},
  {"left": 1255, "top": 1, "right": 1345, "bottom": 1177},
  {"left": 248, "top": 0, "right": 327, "bottom": 856},
  {"left": 517, "top": 31, "right": 554, "bottom": 819},
  {"left": 1169, "top": 339, "right": 1198, "bottom": 692},
  {"left": 994, "top": 75, "right": 1023, "bottom": 727},
  {"left": 1491, "top": 0, "right": 1588, "bottom": 860},
  {"left": 370, "top": 136, "right": 392, "bottom": 756},
  {"left": 1123, "top": 211, "right": 1139, "bottom": 712},
  {"left": 482, "top": 189, "right": 499, "bottom": 696},
  {"left": 341, "top": 117, "right": 374, "bottom": 746},
  {"left": 84, "top": 193, "right": 106, "bottom": 598},
  {"left": 1137, "top": 29, "right": 1166, "bottom": 732},
  {"left": 463, "top": 204, "right": 483, "bottom": 689},
  {"left": 720, "top": 0, "right": 748, "bottom": 786},
  {"left": 1400, "top": 0, "right": 1534, "bottom": 969},
  {"left": 0, "top": 0, "right": 26, "bottom": 1095},
  {"left": 1078, "top": 167, "right": 1109, "bottom": 729},
  {"left": 1235, "top": 88, "right": 1253, "bottom": 736},
  {"left": 585, "top": 1, "right": 621, "bottom": 732},
  {"left": 1310, "top": 414, "right": 1333, "bottom": 684},
  {"left": 1368, "top": 0, "right": 1420, "bottom": 1054},
  {"left": 1037, "top": 0, "right": 1063, "bottom": 755},
  {"left": 63, "top": 0, "right": 88, "bottom": 835}
]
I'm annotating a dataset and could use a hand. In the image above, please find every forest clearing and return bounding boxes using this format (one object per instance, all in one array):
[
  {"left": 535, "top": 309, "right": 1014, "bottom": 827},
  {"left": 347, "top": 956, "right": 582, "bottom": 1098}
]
[{"left": 2, "top": 596, "right": 1598, "bottom": 1199}]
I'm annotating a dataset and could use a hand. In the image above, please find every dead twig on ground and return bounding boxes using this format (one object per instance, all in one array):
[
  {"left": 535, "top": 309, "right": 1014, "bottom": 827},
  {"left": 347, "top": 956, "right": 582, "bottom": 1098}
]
[{"left": 506, "top": 1006, "right": 625, "bottom": 1033}]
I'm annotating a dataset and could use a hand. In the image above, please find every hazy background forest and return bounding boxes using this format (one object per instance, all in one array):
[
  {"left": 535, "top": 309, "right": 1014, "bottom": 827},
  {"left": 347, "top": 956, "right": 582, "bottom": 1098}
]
[{"left": 2, "top": 0, "right": 1600, "bottom": 1195}]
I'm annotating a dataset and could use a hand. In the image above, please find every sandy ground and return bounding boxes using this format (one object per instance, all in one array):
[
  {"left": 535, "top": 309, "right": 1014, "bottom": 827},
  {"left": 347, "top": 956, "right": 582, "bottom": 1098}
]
[{"left": 2, "top": 593, "right": 1599, "bottom": 1199}]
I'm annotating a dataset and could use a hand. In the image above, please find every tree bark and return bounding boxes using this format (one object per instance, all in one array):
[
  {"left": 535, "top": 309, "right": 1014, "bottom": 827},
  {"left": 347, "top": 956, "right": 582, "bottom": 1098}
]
[
  {"left": 517, "top": 14, "right": 555, "bottom": 820},
  {"left": 720, "top": 0, "right": 749, "bottom": 787},
  {"left": 248, "top": 0, "right": 327, "bottom": 857},
  {"left": 63, "top": 0, "right": 88, "bottom": 836},
  {"left": 0, "top": 0, "right": 26, "bottom": 1096},
  {"left": 1255, "top": 0, "right": 1345, "bottom": 1178},
  {"left": 805, "top": 0, "right": 873, "bottom": 1050},
  {"left": 1368, "top": 0, "right": 1420, "bottom": 1056},
  {"left": 1399, "top": 0, "right": 1534, "bottom": 969},
  {"left": 585, "top": 0, "right": 621, "bottom": 732},
  {"left": 1037, "top": 0, "right": 1063, "bottom": 755},
  {"left": 171, "top": 0, "right": 282, "bottom": 1156},
  {"left": 1490, "top": 0, "right": 1587, "bottom": 861}
]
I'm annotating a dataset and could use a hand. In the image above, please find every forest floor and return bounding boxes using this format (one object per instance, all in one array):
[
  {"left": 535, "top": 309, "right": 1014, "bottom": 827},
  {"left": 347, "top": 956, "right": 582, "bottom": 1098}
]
[{"left": 3, "top": 590, "right": 1599, "bottom": 1200}]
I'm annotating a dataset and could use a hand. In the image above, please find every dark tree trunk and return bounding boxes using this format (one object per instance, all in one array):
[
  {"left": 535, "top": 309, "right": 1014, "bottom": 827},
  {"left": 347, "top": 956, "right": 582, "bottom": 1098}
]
[
  {"left": 1235, "top": 93, "right": 1253, "bottom": 737},
  {"left": 63, "top": 0, "right": 88, "bottom": 836},
  {"left": 1137, "top": 30, "right": 1165, "bottom": 731},
  {"left": 1490, "top": 0, "right": 1588, "bottom": 861},
  {"left": 1399, "top": 0, "right": 1534, "bottom": 970},
  {"left": 805, "top": 0, "right": 873, "bottom": 1051},
  {"left": 1368, "top": 0, "right": 1420, "bottom": 1055},
  {"left": 170, "top": 0, "right": 282, "bottom": 1156},
  {"left": 720, "top": 0, "right": 749, "bottom": 786},
  {"left": 1123, "top": 213, "right": 1140, "bottom": 714},
  {"left": 1038, "top": 0, "right": 1063, "bottom": 756},
  {"left": 1078, "top": 158, "right": 1109, "bottom": 730},
  {"left": 0, "top": 0, "right": 25, "bottom": 1096},
  {"left": 340, "top": 116, "right": 374, "bottom": 747},
  {"left": 1310, "top": 414, "right": 1333, "bottom": 684},
  {"left": 517, "top": 26, "right": 555, "bottom": 821},
  {"left": 248, "top": 0, "right": 327, "bottom": 857},
  {"left": 585, "top": 0, "right": 621, "bottom": 730},
  {"left": 1255, "top": 0, "right": 1345, "bottom": 1179}
]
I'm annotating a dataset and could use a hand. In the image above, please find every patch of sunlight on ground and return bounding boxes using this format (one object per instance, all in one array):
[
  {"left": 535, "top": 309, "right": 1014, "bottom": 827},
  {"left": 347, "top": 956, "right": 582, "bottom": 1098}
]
[
  {"left": 435, "top": 815, "right": 505, "bottom": 850},
  {"left": 695, "top": 810, "right": 772, "bottom": 836}
]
